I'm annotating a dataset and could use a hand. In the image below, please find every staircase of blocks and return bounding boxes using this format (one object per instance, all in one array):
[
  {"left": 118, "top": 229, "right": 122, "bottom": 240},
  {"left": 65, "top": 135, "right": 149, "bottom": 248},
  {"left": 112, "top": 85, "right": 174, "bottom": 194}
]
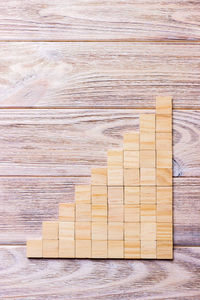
[{"left": 27, "top": 96, "right": 173, "bottom": 259}]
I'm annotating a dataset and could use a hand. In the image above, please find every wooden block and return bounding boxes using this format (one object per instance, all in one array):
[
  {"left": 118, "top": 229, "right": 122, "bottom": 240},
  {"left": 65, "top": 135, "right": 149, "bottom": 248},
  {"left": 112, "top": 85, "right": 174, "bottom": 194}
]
[
  {"left": 157, "top": 240, "right": 173, "bottom": 259},
  {"left": 42, "top": 221, "right": 58, "bottom": 240},
  {"left": 75, "top": 222, "right": 91, "bottom": 240},
  {"left": 108, "top": 222, "right": 123, "bottom": 240},
  {"left": 124, "top": 240, "right": 140, "bottom": 259},
  {"left": 92, "top": 222, "right": 107, "bottom": 240},
  {"left": 59, "top": 222, "right": 74, "bottom": 240},
  {"left": 75, "top": 185, "right": 91, "bottom": 204},
  {"left": 141, "top": 204, "right": 156, "bottom": 222},
  {"left": 43, "top": 239, "right": 58, "bottom": 258},
  {"left": 91, "top": 168, "right": 107, "bottom": 185},
  {"left": 157, "top": 151, "right": 172, "bottom": 168},
  {"left": 76, "top": 240, "right": 91, "bottom": 258},
  {"left": 140, "top": 168, "right": 156, "bottom": 186},
  {"left": 156, "top": 96, "right": 172, "bottom": 115},
  {"left": 108, "top": 186, "right": 123, "bottom": 204},
  {"left": 140, "top": 150, "right": 155, "bottom": 168},
  {"left": 92, "top": 204, "right": 107, "bottom": 222},
  {"left": 108, "top": 204, "right": 123, "bottom": 222},
  {"left": 141, "top": 240, "right": 156, "bottom": 259},
  {"left": 76, "top": 204, "right": 91, "bottom": 222},
  {"left": 124, "top": 204, "right": 140, "bottom": 222},
  {"left": 157, "top": 223, "right": 173, "bottom": 241},
  {"left": 92, "top": 185, "right": 107, "bottom": 204},
  {"left": 140, "top": 114, "right": 155, "bottom": 133},
  {"left": 156, "top": 115, "right": 172, "bottom": 133},
  {"left": 108, "top": 168, "right": 123, "bottom": 186},
  {"left": 27, "top": 239, "right": 42, "bottom": 258},
  {"left": 140, "top": 186, "right": 156, "bottom": 204},
  {"left": 157, "top": 186, "right": 172, "bottom": 204},
  {"left": 124, "top": 223, "right": 140, "bottom": 240},
  {"left": 92, "top": 240, "right": 107, "bottom": 258},
  {"left": 124, "top": 186, "right": 140, "bottom": 204},
  {"left": 124, "top": 151, "right": 139, "bottom": 168},
  {"left": 157, "top": 168, "right": 172, "bottom": 186},
  {"left": 107, "top": 150, "right": 123, "bottom": 167},
  {"left": 141, "top": 223, "right": 156, "bottom": 240},
  {"left": 124, "top": 168, "right": 139, "bottom": 186},
  {"left": 140, "top": 131, "right": 155, "bottom": 150},
  {"left": 59, "top": 239, "right": 75, "bottom": 258},
  {"left": 59, "top": 203, "right": 75, "bottom": 222},
  {"left": 123, "top": 132, "right": 139, "bottom": 151},
  {"left": 157, "top": 204, "right": 172, "bottom": 222},
  {"left": 108, "top": 241, "right": 123, "bottom": 259},
  {"left": 156, "top": 132, "right": 172, "bottom": 150}
]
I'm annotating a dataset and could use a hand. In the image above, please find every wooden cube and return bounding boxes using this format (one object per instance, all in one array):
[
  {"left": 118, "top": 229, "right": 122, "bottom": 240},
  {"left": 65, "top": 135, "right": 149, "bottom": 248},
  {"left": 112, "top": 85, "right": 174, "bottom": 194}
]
[
  {"left": 140, "top": 150, "right": 155, "bottom": 168},
  {"left": 108, "top": 241, "right": 123, "bottom": 259},
  {"left": 108, "top": 222, "right": 123, "bottom": 240},
  {"left": 107, "top": 150, "right": 123, "bottom": 167},
  {"left": 92, "top": 204, "right": 107, "bottom": 222},
  {"left": 76, "top": 240, "right": 91, "bottom": 258},
  {"left": 42, "top": 221, "right": 58, "bottom": 240},
  {"left": 157, "top": 223, "right": 173, "bottom": 240},
  {"left": 157, "top": 151, "right": 172, "bottom": 168},
  {"left": 141, "top": 205, "right": 156, "bottom": 222},
  {"left": 124, "top": 168, "right": 139, "bottom": 186},
  {"left": 140, "top": 168, "right": 156, "bottom": 186},
  {"left": 124, "top": 205, "right": 140, "bottom": 222},
  {"left": 108, "top": 205, "right": 123, "bottom": 222},
  {"left": 156, "top": 115, "right": 172, "bottom": 132},
  {"left": 76, "top": 204, "right": 91, "bottom": 222},
  {"left": 108, "top": 168, "right": 123, "bottom": 186},
  {"left": 91, "top": 168, "right": 107, "bottom": 185},
  {"left": 123, "top": 132, "right": 139, "bottom": 151},
  {"left": 157, "top": 204, "right": 172, "bottom": 222},
  {"left": 140, "top": 132, "right": 155, "bottom": 150},
  {"left": 27, "top": 239, "right": 42, "bottom": 258},
  {"left": 124, "top": 186, "right": 140, "bottom": 204},
  {"left": 141, "top": 223, "right": 156, "bottom": 240},
  {"left": 124, "top": 223, "right": 140, "bottom": 240},
  {"left": 124, "top": 151, "right": 139, "bottom": 168},
  {"left": 140, "top": 186, "right": 156, "bottom": 204},
  {"left": 124, "top": 240, "right": 140, "bottom": 259},
  {"left": 92, "top": 222, "right": 107, "bottom": 240},
  {"left": 92, "top": 185, "right": 107, "bottom": 204},
  {"left": 157, "top": 240, "right": 173, "bottom": 259},
  {"left": 141, "top": 240, "right": 156, "bottom": 259},
  {"left": 157, "top": 168, "right": 172, "bottom": 186},
  {"left": 156, "top": 96, "right": 172, "bottom": 115},
  {"left": 140, "top": 114, "right": 155, "bottom": 133},
  {"left": 108, "top": 186, "right": 123, "bottom": 204},
  {"left": 75, "top": 222, "right": 91, "bottom": 240},
  {"left": 92, "top": 240, "right": 107, "bottom": 258},
  {"left": 75, "top": 185, "right": 91, "bottom": 204},
  {"left": 156, "top": 132, "right": 172, "bottom": 150},
  {"left": 59, "top": 222, "right": 74, "bottom": 240},
  {"left": 157, "top": 187, "right": 172, "bottom": 204},
  {"left": 43, "top": 239, "right": 59, "bottom": 258},
  {"left": 59, "top": 239, "right": 75, "bottom": 258},
  {"left": 59, "top": 203, "right": 75, "bottom": 222}
]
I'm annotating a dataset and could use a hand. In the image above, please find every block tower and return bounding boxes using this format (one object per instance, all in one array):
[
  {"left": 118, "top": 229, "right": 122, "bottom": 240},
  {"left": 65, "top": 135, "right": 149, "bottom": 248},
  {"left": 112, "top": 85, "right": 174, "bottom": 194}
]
[{"left": 27, "top": 96, "right": 173, "bottom": 259}]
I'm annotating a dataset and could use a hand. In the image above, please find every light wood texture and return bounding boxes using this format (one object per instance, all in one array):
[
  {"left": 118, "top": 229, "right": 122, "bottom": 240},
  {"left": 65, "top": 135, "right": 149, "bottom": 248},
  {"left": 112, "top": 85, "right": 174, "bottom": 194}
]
[
  {"left": 157, "top": 168, "right": 172, "bottom": 186},
  {"left": 59, "top": 239, "right": 75, "bottom": 258},
  {"left": 59, "top": 222, "right": 74, "bottom": 240},
  {"left": 107, "top": 150, "right": 123, "bottom": 167},
  {"left": 141, "top": 205, "right": 156, "bottom": 222},
  {"left": 75, "top": 185, "right": 91, "bottom": 204},
  {"left": 108, "top": 241, "right": 123, "bottom": 259},
  {"left": 157, "top": 240, "right": 173, "bottom": 259},
  {"left": 92, "top": 222, "right": 107, "bottom": 240},
  {"left": 75, "top": 240, "right": 91, "bottom": 258},
  {"left": 91, "top": 168, "right": 107, "bottom": 185},
  {"left": 26, "top": 239, "right": 42, "bottom": 258},
  {"left": 108, "top": 222, "right": 124, "bottom": 240},
  {"left": 108, "top": 205, "right": 124, "bottom": 222},
  {"left": 156, "top": 115, "right": 172, "bottom": 133},
  {"left": 108, "top": 168, "right": 123, "bottom": 186},
  {"left": 123, "top": 133, "right": 139, "bottom": 151},
  {"left": 156, "top": 132, "right": 172, "bottom": 150},
  {"left": 157, "top": 151, "right": 172, "bottom": 168},
  {"left": 124, "top": 205, "right": 140, "bottom": 223},
  {"left": 75, "top": 222, "right": 91, "bottom": 240},
  {"left": 124, "top": 240, "right": 140, "bottom": 259},
  {"left": 59, "top": 203, "right": 75, "bottom": 222},
  {"left": 92, "top": 240, "right": 107, "bottom": 258},
  {"left": 140, "top": 150, "right": 155, "bottom": 168},
  {"left": 124, "top": 151, "right": 139, "bottom": 168},
  {"left": 92, "top": 204, "right": 107, "bottom": 222},
  {"left": 76, "top": 204, "right": 91, "bottom": 222},
  {"left": 42, "top": 221, "right": 58, "bottom": 240},
  {"left": 140, "top": 186, "right": 156, "bottom": 204},
  {"left": 140, "top": 168, "right": 156, "bottom": 185},
  {"left": 124, "top": 187, "right": 140, "bottom": 204},
  {"left": 141, "top": 240, "right": 156, "bottom": 259},
  {"left": 43, "top": 239, "right": 59, "bottom": 258},
  {"left": 124, "top": 168, "right": 139, "bottom": 186},
  {"left": 156, "top": 96, "right": 172, "bottom": 115},
  {"left": 124, "top": 223, "right": 140, "bottom": 240},
  {"left": 92, "top": 185, "right": 107, "bottom": 204},
  {"left": 108, "top": 186, "right": 123, "bottom": 204},
  {"left": 141, "top": 223, "right": 156, "bottom": 241}
]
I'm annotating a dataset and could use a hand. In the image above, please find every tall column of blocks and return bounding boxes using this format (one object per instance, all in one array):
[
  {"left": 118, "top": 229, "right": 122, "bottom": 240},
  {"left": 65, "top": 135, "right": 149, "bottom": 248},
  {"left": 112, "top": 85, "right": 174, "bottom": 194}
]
[{"left": 27, "top": 96, "right": 173, "bottom": 259}]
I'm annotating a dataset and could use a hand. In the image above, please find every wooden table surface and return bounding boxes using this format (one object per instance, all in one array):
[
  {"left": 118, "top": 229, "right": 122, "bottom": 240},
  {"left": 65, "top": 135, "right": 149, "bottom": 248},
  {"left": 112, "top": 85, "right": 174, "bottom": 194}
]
[{"left": 0, "top": 1, "right": 200, "bottom": 299}]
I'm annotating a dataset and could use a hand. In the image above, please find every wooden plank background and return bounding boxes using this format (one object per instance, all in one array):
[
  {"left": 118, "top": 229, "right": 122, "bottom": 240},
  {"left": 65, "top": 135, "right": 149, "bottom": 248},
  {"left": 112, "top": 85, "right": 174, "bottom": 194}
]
[{"left": 0, "top": 1, "right": 200, "bottom": 299}]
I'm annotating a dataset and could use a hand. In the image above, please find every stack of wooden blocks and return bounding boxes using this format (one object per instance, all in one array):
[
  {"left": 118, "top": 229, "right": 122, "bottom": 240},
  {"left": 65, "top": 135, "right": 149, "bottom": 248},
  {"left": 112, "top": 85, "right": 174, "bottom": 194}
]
[{"left": 27, "top": 96, "right": 173, "bottom": 259}]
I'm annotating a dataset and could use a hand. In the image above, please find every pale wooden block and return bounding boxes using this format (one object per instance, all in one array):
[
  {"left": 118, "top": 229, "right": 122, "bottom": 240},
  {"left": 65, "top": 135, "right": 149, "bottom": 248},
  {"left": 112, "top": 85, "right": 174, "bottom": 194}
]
[
  {"left": 157, "top": 186, "right": 172, "bottom": 204},
  {"left": 76, "top": 240, "right": 91, "bottom": 258},
  {"left": 140, "top": 114, "right": 155, "bottom": 133},
  {"left": 59, "top": 222, "right": 74, "bottom": 240},
  {"left": 107, "top": 149, "right": 123, "bottom": 167},
  {"left": 157, "top": 204, "right": 172, "bottom": 222},
  {"left": 157, "top": 168, "right": 172, "bottom": 186},
  {"left": 124, "top": 223, "right": 140, "bottom": 240},
  {"left": 140, "top": 186, "right": 156, "bottom": 204},
  {"left": 75, "top": 222, "right": 91, "bottom": 240},
  {"left": 75, "top": 185, "right": 91, "bottom": 204},
  {"left": 108, "top": 204, "right": 123, "bottom": 222},
  {"left": 157, "top": 151, "right": 172, "bottom": 168},
  {"left": 156, "top": 114, "right": 172, "bottom": 133},
  {"left": 157, "top": 240, "right": 173, "bottom": 259},
  {"left": 141, "top": 240, "right": 156, "bottom": 259},
  {"left": 27, "top": 239, "right": 42, "bottom": 258},
  {"left": 92, "top": 185, "right": 107, "bottom": 204},
  {"left": 108, "top": 222, "right": 123, "bottom": 240},
  {"left": 156, "top": 132, "right": 172, "bottom": 150},
  {"left": 92, "top": 222, "right": 107, "bottom": 240},
  {"left": 108, "top": 168, "right": 123, "bottom": 186},
  {"left": 59, "top": 203, "right": 75, "bottom": 222},
  {"left": 43, "top": 239, "right": 59, "bottom": 258},
  {"left": 124, "top": 186, "right": 140, "bottom": 204},
  {"left": 157, "top": 223, "right": 173, "bottom": 240},
  {"left": 140, "top": 168, "right": 156, "bottom": 186},
  {"left": 59, "top": 239, "right": 75, "bottom": 258},
  {"left": 124, "top": 240, "right": 140, "bottom": 259},
  {"left": 42, "top": 221, "right": 58, "bottom": 240},
  {"left": 141, "top": 204, "right": 156, "bottom": 222},
  {"left": 92, "top": 204, "right": 107, "bottom": 222},
  {"left": 156, "top": 96, "right": 172, "bottom": 115},
  {"left": 108, "top": 186, "right": 123, "bottom": 204},
  {"left": 91, "top": 168, "right": 107, "bottom": 185},
  {"left": 123, "top": 132, "right": 139, "bottom": 151},
  {"left": 124, "top": 168, "right": 139, "bottom": 186},
  {"left": 124, "top": 204, "right": 140, "bottom": 222},
  {"left": 92, "top": 240, "right": 107, "bottom": 258},
  {"left": 141, "top": 223, "right": 156, "bottom": 240},
  {"left": 108, "top": 241, "right": 124, "bottom": 259},
  {"left": 124, "top": 151, "right": 139, "bottom": 168},
  {"left": 140, "top": 150, "right": 155, "bottom": 168},
  {"left": 140, "top": 132, "right": 155, "bottom": 150},
  {"left": 76, "top": 204, "right": 91, "bottom": 222}
]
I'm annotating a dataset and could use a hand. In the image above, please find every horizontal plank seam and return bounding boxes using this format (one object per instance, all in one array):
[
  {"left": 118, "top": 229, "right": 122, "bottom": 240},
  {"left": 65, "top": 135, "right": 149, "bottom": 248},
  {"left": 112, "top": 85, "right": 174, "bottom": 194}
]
[
  {"left": 1, "top": 40, "right": 200, "bottom": 43},
  {"left": 0, "top": 107, "right": 199, "bottom": 110}
]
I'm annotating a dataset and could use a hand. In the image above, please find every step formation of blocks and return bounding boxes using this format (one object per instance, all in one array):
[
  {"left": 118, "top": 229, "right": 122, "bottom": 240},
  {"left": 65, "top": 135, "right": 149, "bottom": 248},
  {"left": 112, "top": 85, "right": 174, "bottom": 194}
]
[{"left": 27, "top": 96, "right": 173, "bottom": 259}]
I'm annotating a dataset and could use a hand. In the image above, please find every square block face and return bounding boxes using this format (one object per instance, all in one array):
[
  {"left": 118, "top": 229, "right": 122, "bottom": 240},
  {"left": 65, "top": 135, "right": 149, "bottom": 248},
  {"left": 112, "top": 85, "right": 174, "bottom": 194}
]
[
  {"left": 27, "top": 239, "right": 42, "bottom": 258},
  {"left": 157, "top": 223, "right": 173, "bottom": 240},
  {"left": 108, "top": 150, "right": 123, "bottom": 167},
  {"left": 108, "top": 186, "right": 123, "bottom": 204},
  {"left": 157, "top": 168, "right": 172, "bottom": 186},
  {"left": 157, "top": 240, "right": 173, "bottom": 259},
  {"left": 92, "top": 222, "right": 107, "bottom": 240},
  {"left": 157, "top": 187, "right": 172, "bottom": 204},
  {"left": 42, "top": 221, "right": 58, "bottom": 240},
  {"left": 76, "top": 204, "right": 91, "bottom": 222},
  {"left": 76, "top": 240, "right": 91, "bottom": 258},
  {"left": 124, "top": 240, "right": 140, "bottom": 259},
  {"left": 124, "top": 205, "right": 140, "bottom": 222},
  {"left": 156, "top": 115, "right": 172, "bottom": 133},
  {"left": 108, "top": 222, "right": 124, "bottom": 240},
  {"left": 75, "top": 185, "right": 91, "bottom": 204},
  {"left": 140, "top": 114, "right": 155, "bottom": 133},
  {"left": 124, "top": 151, "right": 139, "bottom": 168},
  {"left": 59, "top": 222, "right": 74, "bottom": 240},
  {"left": 140, "top": 150, "right": 155, "bottom": 168},
  {"left": 75, "top": 222, "right": 91, "bottom": 240},
  {"left": 92, "top": 240, "right": 107, "bottom": 258},
  {"left": 59, "top": 239, "right": 75, "bottom": 258},
  {"left": 157, "top": 151, "right": 172, "bottom": 168},
  {"left": 92, "top": 185, "right": 107, "bottom": 204},
  {"left": 108, "top": 168, "right": 123, "bottom": 186},
  {"left": 140, "top": 132, "right": 155, "bottom": 150},
  {"left": 124, "top": 168, "right": 139, "bottom": 186},
  {"left": 141, "top": 205, "right": 156, "bottom": 222},
  {"left": 156, "top": 132, "right": 172, "bottom": 150},
  {"left": 124, "top": 187, "right": 140, "bottom": 204},
  {"left": 92, "top": 204, "right": 107, "bottom": 222},
  {"left": 91, "top": 168, "right": 107, "bottom": 185},
  {"left": 140, "top": 186, "right": 156, "bottom": 204},
  {"left": 108, "top": 241, "right": 123, "bottom": 258},
  {"left": 43, "top": 239, "right": 59, "bottom": 258},
  {"left": 124, "top": 132, "right": 139, "bottom": 151},
  {"left": 108, "top": 205, "right": 124, "bottom": 222},
  {"left": 156, "top": 96, "right": 172, "bottom": 115},
  {"left": 141, "top": 240, "right": 156, "bottom": 259},
  {"left": 157, "top": 204, "right": 172, "bottom": 222},
  {"left": 59, "top": 203, "right": 75, "bottom": 222},
  {"left": 124, "top": 223, "right": 140, "bottom": 240},
  {"left": 141, "top": 223, "right": 156, "bottom": 240},
  {"left": 140, "top": 168, "right": 156, "bottom": 186}
]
